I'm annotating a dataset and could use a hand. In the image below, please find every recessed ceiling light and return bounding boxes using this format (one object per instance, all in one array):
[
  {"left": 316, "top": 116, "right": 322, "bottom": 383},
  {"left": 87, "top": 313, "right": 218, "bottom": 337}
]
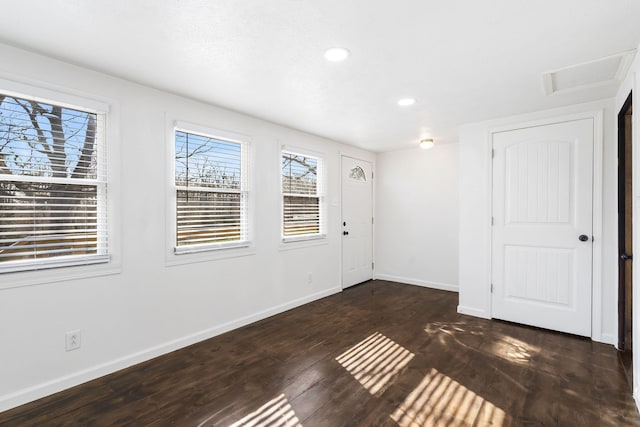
[
  {"left": 398, "top": 98, "right": 416, "bottom": 106},
  {"left": 420, "top": 138, "right": 434, "bottom": 149},
  {"left": 324, "top": 47, "right": 350, "bottom": 62}
]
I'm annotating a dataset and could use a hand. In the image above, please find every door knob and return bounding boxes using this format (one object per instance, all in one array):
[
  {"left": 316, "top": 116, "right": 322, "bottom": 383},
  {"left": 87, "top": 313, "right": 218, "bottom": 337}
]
[
  {"left": 343, "top": 231, "right": 349, "bottom": 236},
  {"left": 578, "top": 235, "right": 589, "bottom": 242},
  {"left": 621, "top": 253, "right": 633, "bottom": 261}
]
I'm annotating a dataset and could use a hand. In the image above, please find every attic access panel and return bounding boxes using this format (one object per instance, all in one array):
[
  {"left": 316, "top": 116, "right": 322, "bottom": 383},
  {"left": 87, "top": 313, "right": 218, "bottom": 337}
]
[{"left": 542, "top": 50, "right": 636, "bottom": 95}]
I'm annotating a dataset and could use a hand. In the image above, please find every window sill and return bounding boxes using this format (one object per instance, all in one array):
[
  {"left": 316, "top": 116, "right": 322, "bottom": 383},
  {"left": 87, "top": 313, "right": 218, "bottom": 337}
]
[
  {"left": 0, "top": 258, "right": 121, "bottom": 290},
  {"left": 279, "top": 235, "right": 328, "bottom": 251},
  {"left": 174, "top": 241, "right": 250, "bottom": 255},
  {"left": 0, "top": 254, "right": 110, "bottom": 274},
  {"left": 166, "top": 242, "right": 256, "bottom": 266}
]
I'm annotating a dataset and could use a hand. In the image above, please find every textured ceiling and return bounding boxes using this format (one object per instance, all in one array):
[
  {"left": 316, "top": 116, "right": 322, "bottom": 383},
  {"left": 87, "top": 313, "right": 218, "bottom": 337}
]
[{"left": 0, "top": 0, "right": 638, "bottom": 151}]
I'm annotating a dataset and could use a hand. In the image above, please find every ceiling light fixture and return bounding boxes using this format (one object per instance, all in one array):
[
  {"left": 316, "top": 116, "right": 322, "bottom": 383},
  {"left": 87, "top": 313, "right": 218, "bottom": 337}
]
[
  {"left": 324, "top": 47, "right": 350, "bottom": 62},
  {"left": 420, "top": 138, "right": 434, "bottom": 149},
  {"left": 398, "top": 98, "right": 416, "bottom": 106}
]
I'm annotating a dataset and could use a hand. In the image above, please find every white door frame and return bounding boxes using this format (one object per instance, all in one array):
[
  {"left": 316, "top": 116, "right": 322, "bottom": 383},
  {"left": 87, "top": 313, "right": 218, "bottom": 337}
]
[
  {"left": 340, "top": 154, "right": 376, "bottom": 290},
  {"left": 486, "top": 110, "right": 604, "bottom": 341}
]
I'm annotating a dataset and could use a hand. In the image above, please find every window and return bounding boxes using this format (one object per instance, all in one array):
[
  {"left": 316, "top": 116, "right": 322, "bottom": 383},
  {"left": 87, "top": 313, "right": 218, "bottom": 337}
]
[
  {"left": 349, "top": 166, "right": 367, "bottom": 182},
  {"left": 0, "top": 92, "right": 108, "bottom": 273},
  {"left": 281, "top": 150, "right": 324, "bottom": 241},
  {"left": 174, "top": 126, "right": 248, "bottom": 253}
]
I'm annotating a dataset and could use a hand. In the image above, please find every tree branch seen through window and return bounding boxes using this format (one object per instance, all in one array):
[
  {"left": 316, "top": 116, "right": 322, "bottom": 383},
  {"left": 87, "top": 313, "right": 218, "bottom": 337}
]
[{"left": 0, "top": 94, "right": 107, "bottom": 268}]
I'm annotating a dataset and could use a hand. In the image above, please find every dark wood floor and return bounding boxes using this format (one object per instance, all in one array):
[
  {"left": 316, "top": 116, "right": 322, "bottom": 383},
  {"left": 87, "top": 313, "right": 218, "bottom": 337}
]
[{"left": 2, "top": 280, "right": 639, "bottom": 426}]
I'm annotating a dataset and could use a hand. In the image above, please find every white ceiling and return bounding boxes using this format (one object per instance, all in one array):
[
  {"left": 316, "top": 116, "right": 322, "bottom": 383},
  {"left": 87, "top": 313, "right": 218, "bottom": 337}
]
[{"left": 0, "top": 0, "right": 638, "bottom": 152}]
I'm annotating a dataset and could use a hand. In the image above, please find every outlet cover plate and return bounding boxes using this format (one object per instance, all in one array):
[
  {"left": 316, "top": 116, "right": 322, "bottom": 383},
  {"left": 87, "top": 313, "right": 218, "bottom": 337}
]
[{"left": 65, "top": 330, "right": 81, "bottom": 351}]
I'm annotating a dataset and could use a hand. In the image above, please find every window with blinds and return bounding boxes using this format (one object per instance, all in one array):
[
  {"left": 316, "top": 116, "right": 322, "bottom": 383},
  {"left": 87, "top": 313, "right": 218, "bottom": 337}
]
[
  {"left": 174, "top": 128, "right": 248, "bottom": 252},
  {"left": 281, "top": 150, "right": 324, "bottom": 241},
  {"left": 0, "top": 93, "right": 108, "bottom": 273}
]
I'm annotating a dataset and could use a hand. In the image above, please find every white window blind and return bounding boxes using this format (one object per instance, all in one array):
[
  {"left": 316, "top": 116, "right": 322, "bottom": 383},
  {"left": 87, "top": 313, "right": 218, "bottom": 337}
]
[
  {"left": 174, "top": 128, "right": 248, "bottom": 252},
  {"left": 0, "top": 93, "right": 108, "bottom": 273},
  {"left": 281, "top": 151, "right": 324, "bottom": 241}
]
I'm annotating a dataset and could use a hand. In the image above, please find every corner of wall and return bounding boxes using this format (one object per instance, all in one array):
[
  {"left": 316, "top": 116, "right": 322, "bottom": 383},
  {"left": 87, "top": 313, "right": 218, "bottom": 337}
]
[{"left": 375, "top": 274, "right": 458, "bottom": 293}]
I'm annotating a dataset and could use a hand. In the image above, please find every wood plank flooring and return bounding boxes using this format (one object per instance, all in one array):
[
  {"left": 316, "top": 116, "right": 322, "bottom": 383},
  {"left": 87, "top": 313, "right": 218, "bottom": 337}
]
[{"left": 1, "top": 280, "right": 639, "bottom": 426}]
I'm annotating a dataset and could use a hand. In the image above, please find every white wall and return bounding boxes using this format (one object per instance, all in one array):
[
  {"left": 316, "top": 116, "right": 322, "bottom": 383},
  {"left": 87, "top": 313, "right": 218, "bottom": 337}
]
[
  {"left": 375, "top": 144, "right": 459, "bottom": 291},
  {"left": 458, "top": 98, "right": 619, "bottom": 345},
  {"left": 0, "top": 43, "right": 375, "bottom": 411},
  {"left": 615, "top": 47, "right": 639, "bottom": 409}
]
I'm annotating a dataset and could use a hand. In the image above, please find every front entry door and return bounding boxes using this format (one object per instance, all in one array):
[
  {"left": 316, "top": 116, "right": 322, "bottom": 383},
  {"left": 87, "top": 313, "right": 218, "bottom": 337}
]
[
  {"left": 492, "top": 118, "right": 594, "bottom": 336},
  {"left": 342, "top": 156, "right": 373, "bottom": 288}
]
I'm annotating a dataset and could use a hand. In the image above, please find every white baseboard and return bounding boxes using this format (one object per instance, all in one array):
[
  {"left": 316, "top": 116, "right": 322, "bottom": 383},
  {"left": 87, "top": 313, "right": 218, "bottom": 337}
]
[
  {"left": 457, "top": 305, "right": 491, "bottom": 319},
  {"left": 375, "top": 274, "right": 458, "bottom": 293},
  {"left": 597, "top": 332, "right": 617, "bottom": 346},
  {"left": 0, "top": 286, "right": 341, "bottom": 413},
  {"left": 634, "top": 390, "right": 640, "bottom": 414}
]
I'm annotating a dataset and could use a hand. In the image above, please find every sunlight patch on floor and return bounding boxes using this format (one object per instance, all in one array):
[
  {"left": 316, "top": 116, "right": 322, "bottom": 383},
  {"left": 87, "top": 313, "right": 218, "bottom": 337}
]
[
  {"left": 228, "top": 394, "right": 302, "bottom": 427},
  {"left": 336, "top": 332, "right": 414, "bottom": 395},
  {"left": 486, "top": 335, "right": 536, "bottom": 364},
  {"left": 391, "top": 368, "right": 506, "bottom": 427},
  {"left": 425, "top": 321, "right": 538, "bottom": 365}
]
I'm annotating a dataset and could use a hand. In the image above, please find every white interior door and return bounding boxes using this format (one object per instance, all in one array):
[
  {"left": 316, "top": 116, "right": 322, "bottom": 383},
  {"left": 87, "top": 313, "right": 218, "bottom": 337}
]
[
  {"left": 342, "top": 156, "right": 373, "bottom": 288},
  {"left": 492, "top": 118, "right": 593, "bottom": 336}
]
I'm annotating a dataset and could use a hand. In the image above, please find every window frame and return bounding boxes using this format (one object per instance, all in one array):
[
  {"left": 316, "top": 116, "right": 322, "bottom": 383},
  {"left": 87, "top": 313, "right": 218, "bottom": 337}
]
[
  {"left": 0, "top": 81, "right": 112, "bottom": 275},
  {"left": 280, "top": 147, "right": 326, "bottom": 243},
  {"left": 168, "top": 120, "right": 252, "bottom": 260}
]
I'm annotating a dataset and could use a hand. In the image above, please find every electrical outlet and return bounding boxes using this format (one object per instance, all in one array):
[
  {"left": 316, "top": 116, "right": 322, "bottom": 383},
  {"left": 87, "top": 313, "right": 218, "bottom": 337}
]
[
  {"left": 307, "top": 272, "right": 313, "bottom": 284},
  {"left": 65, "top": 330, "right": 81, "bottom": 352}
]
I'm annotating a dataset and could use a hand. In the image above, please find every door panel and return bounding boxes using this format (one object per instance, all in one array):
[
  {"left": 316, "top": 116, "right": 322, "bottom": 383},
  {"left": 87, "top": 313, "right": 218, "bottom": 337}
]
[
  {"left": 506, "top": 141, "right": 572, "bottom": 224},
  {"left": 504, "top": 246, "right": 573, "bottom": 306},
  {"left": 342, "top": 157, "right": 373, "bottom": 288},
  {"left": 492, "top": 119, "right": 593, "bottom": 336}
]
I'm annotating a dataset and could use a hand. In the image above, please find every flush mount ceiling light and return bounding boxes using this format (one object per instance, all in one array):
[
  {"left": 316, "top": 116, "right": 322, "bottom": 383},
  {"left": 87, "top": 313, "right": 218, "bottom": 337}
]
[
  {"left": 420, "top": 138, "right": 434, "bottom": 149},
  {"left": 398, "top": 98, "right": 416, "bottom": 106},
  {"left": 324, "top": 47, "right": 350, "bottom": 62}
]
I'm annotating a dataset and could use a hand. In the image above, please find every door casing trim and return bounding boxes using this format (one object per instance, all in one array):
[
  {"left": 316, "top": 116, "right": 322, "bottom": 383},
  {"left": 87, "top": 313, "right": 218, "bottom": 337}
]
[{"left": 618, "top": 91, "right": 633, "bottom": 350}]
